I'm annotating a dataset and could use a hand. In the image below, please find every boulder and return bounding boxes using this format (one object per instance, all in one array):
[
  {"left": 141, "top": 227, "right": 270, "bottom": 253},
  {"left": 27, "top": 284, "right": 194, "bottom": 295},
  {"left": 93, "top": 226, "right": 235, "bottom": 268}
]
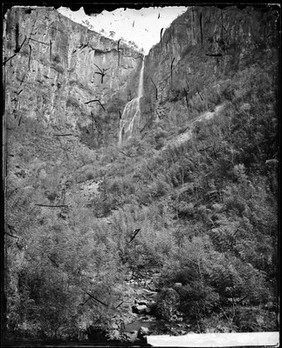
[
  {"left": 137, "top": 326, "right": 151, "bottom": 339},
  {"left": 174, "top": 282, "right": 183, "bottom": 288},
  {"left": 145, "top": 306, "right": 152, "bottom": 314},
  {"left": 125, "top": 330, "right": 138, "bottom": 342},
  {"left": 108, "top": 329, "right": 121, "bottom": 341},
  {"left": 132, "top": 304, "right": 147, "bottom": 314}
]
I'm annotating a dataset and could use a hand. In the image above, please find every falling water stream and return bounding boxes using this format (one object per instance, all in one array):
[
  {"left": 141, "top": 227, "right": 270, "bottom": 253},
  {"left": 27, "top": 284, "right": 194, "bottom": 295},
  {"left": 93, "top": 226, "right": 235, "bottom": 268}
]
[{"left": 118, "top": 58, "right": 145, "bottom": 145}]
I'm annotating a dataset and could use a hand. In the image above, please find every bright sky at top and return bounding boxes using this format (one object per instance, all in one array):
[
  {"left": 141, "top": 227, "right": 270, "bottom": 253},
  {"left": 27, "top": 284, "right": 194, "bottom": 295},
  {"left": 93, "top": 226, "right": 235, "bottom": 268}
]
[{"left": 57, "top": 6, "right": 188, "bottom": 54}]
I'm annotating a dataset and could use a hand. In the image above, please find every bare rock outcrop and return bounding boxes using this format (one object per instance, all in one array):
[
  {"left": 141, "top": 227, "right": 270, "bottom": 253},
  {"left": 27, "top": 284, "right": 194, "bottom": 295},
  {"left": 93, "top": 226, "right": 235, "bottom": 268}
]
[{"left": 3, "top": 6, "right": 143, "bottom": 148}]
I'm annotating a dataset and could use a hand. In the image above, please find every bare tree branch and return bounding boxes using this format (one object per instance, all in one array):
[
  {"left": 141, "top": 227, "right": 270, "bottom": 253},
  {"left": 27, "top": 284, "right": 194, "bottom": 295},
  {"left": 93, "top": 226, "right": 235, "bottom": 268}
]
[
  {"left": 196, "top": 87, "right": 204, "bottom": 101},
  {"left": 117, "top": 39, "right": 121, "bottom": 66},
  {"left": 3, "top": 54, "right": 17, "bottom": 65},
  {"left": 35, "top": 204, "right": 68, "bottom": 208},
  {"left": 5, "top": 231, "right": 18, "bottom": 239},
  {"left": 28, "top": 44, "right": 32, "bottom": 70},
  {"left": 18, "top": 113, "right": 23, "bottom": 126},
  {"left": 128, "top": 228, "right": 141, "bottom": 244},
  {"left": 82, "top": 289, "right": 109, "bottom": 307},
  {"left": 150, "top": 78, "right": 158, "bottom": 100},
  {"left": 48, "top": 256, "right": 60, "bottom": 268},
  {"left": 50, "top": 40, "right": 52, "bottom": 61},
  {"left": 183, "top": 88, "right": 189, "bottom": 110},
  {"left": 160, "top": 28, "right": 164, "bottom": 47},
  {"left": 94, "top": 64, "right": 110, "bottom": 84},
  {"left": 85, "top": 99, "right": 105, "bottom": 111},
  {"left": 29, "top": 37, "right": 50, "bottom": 45},
  {"left": 170, "top": 57, "right": 175, "bottom": 87},
  {"left": 205, "top": 53, "right": 223, "bottom": 57},
  {"left": 199, "top": 12, "right": 203, "bottom": 46},
  {"left": 115, "top": 301, "right": 124, "bottom": 309},
  {"left": 118, "top": 150, "right": 138, "bottom": 158},
  {"left": 79, "top": 297, "right": 91, "bottom": 307},
  {"left": 3, "top": 32, "right": 27, "bottom": 64},
  {"left": 53, "top": 133, "right": 73, "bottom": 137}
]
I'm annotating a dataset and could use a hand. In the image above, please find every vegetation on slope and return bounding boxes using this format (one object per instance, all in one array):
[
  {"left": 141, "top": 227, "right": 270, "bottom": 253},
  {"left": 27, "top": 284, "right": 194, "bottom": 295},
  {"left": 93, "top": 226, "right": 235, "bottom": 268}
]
[
  {"left": 88, "top": 63, "right": 279, "bottom": 333},
  {"left": 5, "top": 58, "right": 279, "bottom": 341}
]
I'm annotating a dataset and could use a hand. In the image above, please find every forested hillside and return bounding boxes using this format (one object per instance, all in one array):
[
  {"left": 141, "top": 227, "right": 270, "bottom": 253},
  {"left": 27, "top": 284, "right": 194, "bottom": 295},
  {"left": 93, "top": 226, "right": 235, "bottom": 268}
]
[{"left": 2, "top": 4, "right": 280, "bottom": 345}]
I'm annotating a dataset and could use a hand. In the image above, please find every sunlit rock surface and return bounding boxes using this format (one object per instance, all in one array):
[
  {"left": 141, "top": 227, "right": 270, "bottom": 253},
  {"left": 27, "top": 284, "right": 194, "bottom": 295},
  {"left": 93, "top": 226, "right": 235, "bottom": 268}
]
[
  {"left": 4, "top": 6, "right": 143, "bottom": 147},
  {"left": 142, "top": 6, "right": 279, "bottom": 132}
]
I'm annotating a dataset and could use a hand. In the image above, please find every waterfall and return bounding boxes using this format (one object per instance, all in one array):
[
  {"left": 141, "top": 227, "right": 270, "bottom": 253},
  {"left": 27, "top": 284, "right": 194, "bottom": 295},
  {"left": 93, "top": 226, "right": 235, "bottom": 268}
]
[
  {"left": 137, "top": 58, "right": 144, "bottom": 98},
  {"left": 118, "top": 58, "right": 145, "bottom": 146}
]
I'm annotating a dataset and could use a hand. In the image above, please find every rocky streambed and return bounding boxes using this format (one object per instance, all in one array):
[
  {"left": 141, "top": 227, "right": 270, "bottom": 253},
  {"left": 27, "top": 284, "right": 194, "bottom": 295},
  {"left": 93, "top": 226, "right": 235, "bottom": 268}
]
[{"left": 107, "top": 270, "right": 194, "bottom": 345}]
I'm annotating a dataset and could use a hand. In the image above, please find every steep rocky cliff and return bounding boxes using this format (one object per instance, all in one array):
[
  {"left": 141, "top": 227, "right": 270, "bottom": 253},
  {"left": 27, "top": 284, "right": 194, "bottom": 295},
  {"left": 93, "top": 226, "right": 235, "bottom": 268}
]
[
  {"left": 141, "top": 5, "right": 279, "bottom": 135},
  {"left": 4, "top": 5, "right": 279, "bottom": 152},
  {"left": 3, "top": 6, "right": 143, "bottom": 148}
]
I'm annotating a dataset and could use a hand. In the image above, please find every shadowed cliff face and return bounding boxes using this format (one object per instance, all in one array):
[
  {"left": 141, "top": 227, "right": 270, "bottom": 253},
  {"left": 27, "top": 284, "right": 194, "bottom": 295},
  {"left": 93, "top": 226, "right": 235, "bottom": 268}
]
[
  {"left": 141, "top": 5, "right": 279, "bottom": 133},
  {"left": 3, "top": 6, "right": 143, "bottom": 148}
]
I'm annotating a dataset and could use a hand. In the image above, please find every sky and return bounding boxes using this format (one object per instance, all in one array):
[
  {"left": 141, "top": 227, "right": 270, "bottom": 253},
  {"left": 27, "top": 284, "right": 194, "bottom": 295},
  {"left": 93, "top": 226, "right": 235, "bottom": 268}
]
[{"left": 57, "top": 6, "right": 187, "bottom": 54}]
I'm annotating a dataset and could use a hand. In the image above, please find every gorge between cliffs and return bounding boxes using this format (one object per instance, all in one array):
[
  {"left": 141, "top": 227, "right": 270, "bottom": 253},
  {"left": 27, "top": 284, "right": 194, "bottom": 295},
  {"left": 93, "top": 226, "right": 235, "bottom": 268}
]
[{"left": 2, "top": 4, "right": 280, "bottom": 346}]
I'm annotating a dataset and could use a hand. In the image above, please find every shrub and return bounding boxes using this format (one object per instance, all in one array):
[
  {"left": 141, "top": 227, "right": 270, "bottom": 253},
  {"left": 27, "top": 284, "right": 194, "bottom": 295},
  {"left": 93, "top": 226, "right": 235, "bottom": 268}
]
[
  {"left": 46, "top": 191, "right": 57, "bottom": 201},
  {"left": 66, "top": 96, "right": 80, "bottom": 109},
  {"left": 106, "top": 97, "right": 126, "bottom": 114},
  {"left": 169, "top": 88, "right": 186, "bottom": 102},
  {"left": 86, "top": 171, "right": 95, "bottom": 181},
  {"left": 233, "top": 306, "right": 278, "bottom": 332},
  {"left": 51, "top": 64, "right": 64, "bottom": 74},
  {"left": 75, "top": 164, "right": 97, "bottom": 183},
  {"left": 155, "top": 288, "right": 180, "bottom": 321},
  {"left": 52, "top": 53, "right": 61, "bottom": 63},
  {"left": 149, "top": 179, "right": 170, "bottom": 198},
  {"left": 177, "top": 281, "right": 220, "bottom": 319}
]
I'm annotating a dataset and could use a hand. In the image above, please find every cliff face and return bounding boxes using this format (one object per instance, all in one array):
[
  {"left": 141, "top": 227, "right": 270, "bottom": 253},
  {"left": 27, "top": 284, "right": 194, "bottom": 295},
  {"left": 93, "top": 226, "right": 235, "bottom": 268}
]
[
  {"left": 4, "top": 6, "right": 143, "bottom": 148},
  {"left": 4, "top": 6, "right": 279, "bottom": 150},
  {"left": 141, "top": 5, "right": 279, "bottom": 133}
]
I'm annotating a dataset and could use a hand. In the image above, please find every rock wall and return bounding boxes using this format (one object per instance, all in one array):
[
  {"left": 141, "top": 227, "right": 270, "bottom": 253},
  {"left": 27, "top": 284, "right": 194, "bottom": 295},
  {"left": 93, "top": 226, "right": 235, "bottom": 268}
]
[
  {"left": 141, "top": 5, "right": 279, "bottom": 132},
  {"left": 3, "top": 5, "right": 279, "bottom": 146},
  {"left": 3, "top": 6, "right": 143, "bottom": 148}
]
